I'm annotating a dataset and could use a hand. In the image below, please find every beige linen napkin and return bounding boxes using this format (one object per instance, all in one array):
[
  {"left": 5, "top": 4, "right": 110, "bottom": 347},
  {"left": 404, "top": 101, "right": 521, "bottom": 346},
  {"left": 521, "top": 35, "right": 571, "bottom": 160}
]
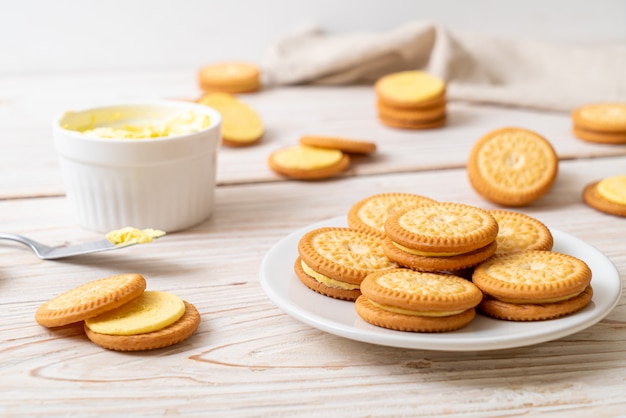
[{"left": 261, "top": 21, "right": 626, "bottom": 111}]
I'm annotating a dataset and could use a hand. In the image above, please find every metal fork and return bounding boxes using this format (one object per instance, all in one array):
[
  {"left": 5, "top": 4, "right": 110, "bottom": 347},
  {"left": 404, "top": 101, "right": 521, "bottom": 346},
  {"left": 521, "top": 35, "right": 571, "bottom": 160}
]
[{"left": 0, "top": 232, "right": 146, "bottom": 260}]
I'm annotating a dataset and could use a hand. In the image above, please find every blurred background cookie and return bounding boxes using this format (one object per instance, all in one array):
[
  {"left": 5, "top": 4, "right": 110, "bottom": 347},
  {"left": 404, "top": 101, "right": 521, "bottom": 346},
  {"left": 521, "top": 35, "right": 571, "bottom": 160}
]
[{"left": 571, "top": 103, "right": 626, "bottom": 144}]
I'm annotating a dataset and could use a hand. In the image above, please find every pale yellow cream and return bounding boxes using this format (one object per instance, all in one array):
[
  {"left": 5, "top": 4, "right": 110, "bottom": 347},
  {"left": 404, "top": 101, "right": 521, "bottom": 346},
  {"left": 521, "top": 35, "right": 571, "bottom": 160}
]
[
  {"left": 597, "top": 175, "right": 626, "bottom": 205},
  {"left": 301, "top": 260, "right": 360, "bottom": 290},
  {"left": 392, "top": 241, "right": 465, "bottom": 257},
  {"left": 369, "top": 300, "right": 465, "bottom": 317},
  {"left": 106, "top": 227, "right": 166, "bottom": 246},
  {"left": 78, "top": 110, "right": 211, "bottom": 139}
]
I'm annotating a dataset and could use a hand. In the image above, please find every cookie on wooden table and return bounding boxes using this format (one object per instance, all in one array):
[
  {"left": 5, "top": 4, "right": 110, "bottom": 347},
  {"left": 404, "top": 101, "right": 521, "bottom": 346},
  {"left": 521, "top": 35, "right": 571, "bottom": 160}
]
[
  {"left": 35, "top": 274, "right": 147, "bottom": 328},
  {"left": 374, "top": 70, "right": 447, "bottom": 130},
  {"left": 467, "top": 127, "right": 558, "bottom": 207},
  {"left": 198, "top": 61, "right": 261, "bottom": 94},
  {"left": 582, "top": 175, "right": 626, "bottom": 217},
  {"left": 85, "top": 297, "right": 201, "bottom": 351},
  {"left": 268, "top": 145, "right": 350, "bottom": 180},
  {"left": 299, "top": 135, "right": 377, "bottom": 155},
  {"left": 472, "top": 251, "right": 593, "bottom": 321},
  {"left": 296, "top": 227, "right": 396, "bottom": 301},
  {"left": 355, "top": 268, "right": 482, "bottom": 332},
  {"left": 489, "top": 209, "right": 554, "bottom": 255},
  {"left": 382, "top": 202, "right": 498, "bottom": 272},
  {"left": 572, "top": 103, "right": 626, "bottom": 144},
  {"left": 197, "top": 92, "right": 264, "bottom": 147},
  {"left": 347, "top": 192, "right": 437, "bottom": 238}
]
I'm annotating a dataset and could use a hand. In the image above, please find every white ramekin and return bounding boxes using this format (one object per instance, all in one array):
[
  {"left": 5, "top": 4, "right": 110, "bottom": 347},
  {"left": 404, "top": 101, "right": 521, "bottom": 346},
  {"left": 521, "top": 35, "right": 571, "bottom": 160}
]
[{"left": 53, "top": 101, "right": 222, "bottom": 233}]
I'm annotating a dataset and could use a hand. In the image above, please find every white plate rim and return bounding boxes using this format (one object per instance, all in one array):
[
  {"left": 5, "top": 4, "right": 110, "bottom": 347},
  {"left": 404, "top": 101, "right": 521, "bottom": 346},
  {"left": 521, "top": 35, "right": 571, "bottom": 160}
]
[{"left": 259, "top": 216, "right": 622, "bottom": 351}]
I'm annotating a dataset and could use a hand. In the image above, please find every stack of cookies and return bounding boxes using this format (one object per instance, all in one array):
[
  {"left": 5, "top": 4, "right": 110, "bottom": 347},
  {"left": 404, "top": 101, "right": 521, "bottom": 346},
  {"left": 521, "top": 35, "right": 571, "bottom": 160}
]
[
  {"left": 198, "top": 61, "right": 261, "bottom": 94},
  {"left": 571, "top": 103, "right": 626, "bottom": 144},
  {"left": 374, "top": 70, "right": 447, "bottom": 130}
]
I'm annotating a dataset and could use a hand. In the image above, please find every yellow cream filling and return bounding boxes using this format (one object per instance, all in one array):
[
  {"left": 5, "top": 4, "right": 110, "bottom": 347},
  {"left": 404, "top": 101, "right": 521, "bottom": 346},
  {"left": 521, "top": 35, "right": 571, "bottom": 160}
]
[
  {"left": 273, "top": 145, "right": 343, "bottom": 170},
  {"left": 369, "top": 300, "right": 465, "bottom": 317},
  {"left": 597, "top": 175, "right": 626, "bottom": 205},
  {"left": 392, "top": 241, "right": 465, "bottom": 257},
  {"left": 106, "top": 227, "right": 166, "bottom": 246},
  {"left": 79, "top": 109, "right": 212, "bottom": 139},
  {"left": 494, "top": 289, "right": 584, "bottom": 304},
  {"left": 301, "top": 261, "right": 360, "bottom": 290}
]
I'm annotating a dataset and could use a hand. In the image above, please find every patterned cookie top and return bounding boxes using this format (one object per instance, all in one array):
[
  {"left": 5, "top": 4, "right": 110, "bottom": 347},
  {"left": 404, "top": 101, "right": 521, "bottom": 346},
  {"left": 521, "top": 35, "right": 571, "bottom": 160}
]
[
  {"left": 35, "top": 274, "right": 147, "bottom": 328},
  {"left": 467, "top": 127, "right": 558, "bottom": 207},
  {"left": 489, "top": 210, "right": 553, "bottom": 255},
  {"left": 572, "top": 103, "right": 626, "bottom": 132},
  {"left": 384, "top": 202, "right": 498, "bottom": 254},
  {"left": 348, "top": 193, "right": 436, "bottom": 236},
  {"left": 473, "top": 251, "right": 592, "bottom": 301},
  {"left": 297, "top": 227, "right": 396, "bottom": 284},
  {"left": 360, "top": 268, "right": 482, "bottom": 312}
]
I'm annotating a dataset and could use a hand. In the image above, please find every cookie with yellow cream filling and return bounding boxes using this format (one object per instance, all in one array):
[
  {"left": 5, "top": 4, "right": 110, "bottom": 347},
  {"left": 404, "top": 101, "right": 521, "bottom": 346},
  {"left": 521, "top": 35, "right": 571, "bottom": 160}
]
[
  {"left": 472, "top": 251, "right": 592, "bottom": 321},
  {"left": 382, "top": 202, "right": 499, "bottom": 271},
  {"left": 296, "top": 227, "right": 396, "bottom": 301},
  {"left": 198, "top": 61, "right": 261, "bottom": 94},
  {"left": 375, "top": 71, "right": 446, "bottom": 109},
  {"left": 268, "top": 145, "right": 350, "bottom": 180},
  {"left": 582, "top": 175, "right": 626, "bottom": 217},
  {"left": 355, "top": 268, "right": 482, "bottom": 332}
]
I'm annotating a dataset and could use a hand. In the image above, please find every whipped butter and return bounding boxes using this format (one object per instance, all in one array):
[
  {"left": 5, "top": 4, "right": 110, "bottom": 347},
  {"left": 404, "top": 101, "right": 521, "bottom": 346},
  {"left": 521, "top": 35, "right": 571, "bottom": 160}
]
[
  {"left": 106, "top": 227, "right": 166, "bottom": 246},
  {"left": 68, "top": 109, "right": 211, "bottom": 140}
]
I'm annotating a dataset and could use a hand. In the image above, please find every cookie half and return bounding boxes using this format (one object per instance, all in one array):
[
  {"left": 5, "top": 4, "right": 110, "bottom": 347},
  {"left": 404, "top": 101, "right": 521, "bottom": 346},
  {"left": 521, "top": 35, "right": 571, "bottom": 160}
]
[
  {"left": 583, "top": 176, "right": 626, "bottom": 217},
  {"left": 268, "top": 145, "right": 350, "bottom": 180},
  {"left": 296, "top": 227, "right": 396, "bottom": 300},
  {"left": 35, "top": 274, "right": 147, "bottom": 328},
  {"left": 472, "top": 251, "right": 593, "bottom": 321},
  {"left": 489, "top": 209, "right": 554, "bottom": 255},
  {"left": 299, "top": 135, "right": 376, "bottom": 155},
  {"left": 85, "top": 301, "right": 201, "bottom": 351},
  {"left": 467, "top": 127, "right": 558, "bottom": 207},
  {"left": 356, "top": 268, "right": 482, "bottom": 332},
  {"left": 347, "top": 192, "right": 437, "bottom": 238}
]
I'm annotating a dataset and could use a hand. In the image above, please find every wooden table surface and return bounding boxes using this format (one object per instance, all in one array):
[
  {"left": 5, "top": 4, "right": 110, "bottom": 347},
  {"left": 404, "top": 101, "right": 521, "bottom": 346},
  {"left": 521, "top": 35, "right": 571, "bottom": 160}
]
[{"left": 1, "top": 70, "right": 625, "bottom": 417}]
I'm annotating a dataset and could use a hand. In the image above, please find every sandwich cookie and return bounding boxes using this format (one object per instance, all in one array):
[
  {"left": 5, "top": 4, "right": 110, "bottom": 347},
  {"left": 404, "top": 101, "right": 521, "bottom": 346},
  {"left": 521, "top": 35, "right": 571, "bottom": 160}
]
[
  {"left": 198, "top": 61, "right": 261, "bottom": 94},
  {"left": 582, "top": 175, "right": 626, "bottom": 217},
  {"left": 472, "top": 251, "right": 593, "bottom": 321},
  {"left": 347, "top": 192, "right": 437, "bottom": 238},
  {"left": 571, "top": 103, "right": 626, "bottom": 144},
  {"left": 296, "top": 227, "right": 396, "bottom": 301},
  {"left": 382, "top": 202, "right": 499, "bottom": 272},
  {"left": 467, "top": 127, "right": 558, "bottom": 207},
  {"left": 355, "top": 268, "right": 483, "bottom": 332}
]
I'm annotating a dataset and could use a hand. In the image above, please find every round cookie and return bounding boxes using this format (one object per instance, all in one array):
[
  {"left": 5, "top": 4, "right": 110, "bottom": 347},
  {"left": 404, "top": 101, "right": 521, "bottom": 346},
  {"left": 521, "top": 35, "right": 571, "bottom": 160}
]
[
  {"left": 467, "top": 127, "right": 558, "bottom": 207},
  {"left": 299, "top": 135, "right": 376, "bottom": 154},
  {"left": 85, "top": 301, "right": 201, "bottom": 351},
  {"left": 197, "top": 92, "right": 264, "bottom": 146},
  {"left": 355, "top": 268, "right": 482, "bottom": 332},
  {"left": 384, "top": 202, "right": 499, "bottom": 255},
  {"left": 35, "top": 274, "right": 147, "bottom": 328},
  {"left": 378, "top": 114, "right": 446, "bottom": 130},
  {"left": 572, "top": 103, "right": 626, "bottom": 133},
  {"left": 582, "top": 176, "right": 626, "bottom": 217},
  {"left": 472, "top": 250, "right": 593, "bottom": 321},
  {"left": 489, "top": 209, "right": 554, "bottom": 255},
  {"left": 268, "top": 145, "right": 350, "bottom": 180},
  {"left": 347, "top": 192, "right": 437, "bottom": 238},
  {"left": 377, "top": 101, "right": 446, "bottom": 123},
  {"left": 198, "top": 61, "right": 261, "bottom": 93},
  {"left": 376, "top": 94, "right": 446, "bottom": 111},
  {"left": 296, "top": 227, "right": 396, "bottom": 300},
  {"left": 375, "top": 71, "right": 446, "bottom": 108}
]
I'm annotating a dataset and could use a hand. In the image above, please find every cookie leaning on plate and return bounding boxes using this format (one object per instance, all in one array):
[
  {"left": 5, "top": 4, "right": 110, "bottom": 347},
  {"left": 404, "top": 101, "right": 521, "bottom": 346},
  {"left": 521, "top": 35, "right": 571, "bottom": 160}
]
[
  {"left": 347, "top": 192, "right": 437, "bottom": 238},
  {"left": 489, "top": 209, "right": 554, "bottom": 255},
  {"left": 382, "top": 202, "right": 499, "bottom": 272},
  {"left": 472, "top": 251, "right": 593, "bottom": 321},
  {"left": 355, "top": 268, "right": 482, "bottom": 332},
  {"left": 296, "top": 227, "right": 396, "bottom": 301},
  {"left": 467, "top": 127, "right": 558, "bottom": 207},
  {"left": 582, "top": 175, "right": 626, "bottom": 217}
]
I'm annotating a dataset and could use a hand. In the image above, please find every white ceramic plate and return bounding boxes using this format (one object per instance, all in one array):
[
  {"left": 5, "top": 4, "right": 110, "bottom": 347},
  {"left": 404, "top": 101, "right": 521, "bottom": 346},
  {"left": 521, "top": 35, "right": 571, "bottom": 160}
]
[{"left": 260, "top": 216, "right": 622, "bottom": 351}]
